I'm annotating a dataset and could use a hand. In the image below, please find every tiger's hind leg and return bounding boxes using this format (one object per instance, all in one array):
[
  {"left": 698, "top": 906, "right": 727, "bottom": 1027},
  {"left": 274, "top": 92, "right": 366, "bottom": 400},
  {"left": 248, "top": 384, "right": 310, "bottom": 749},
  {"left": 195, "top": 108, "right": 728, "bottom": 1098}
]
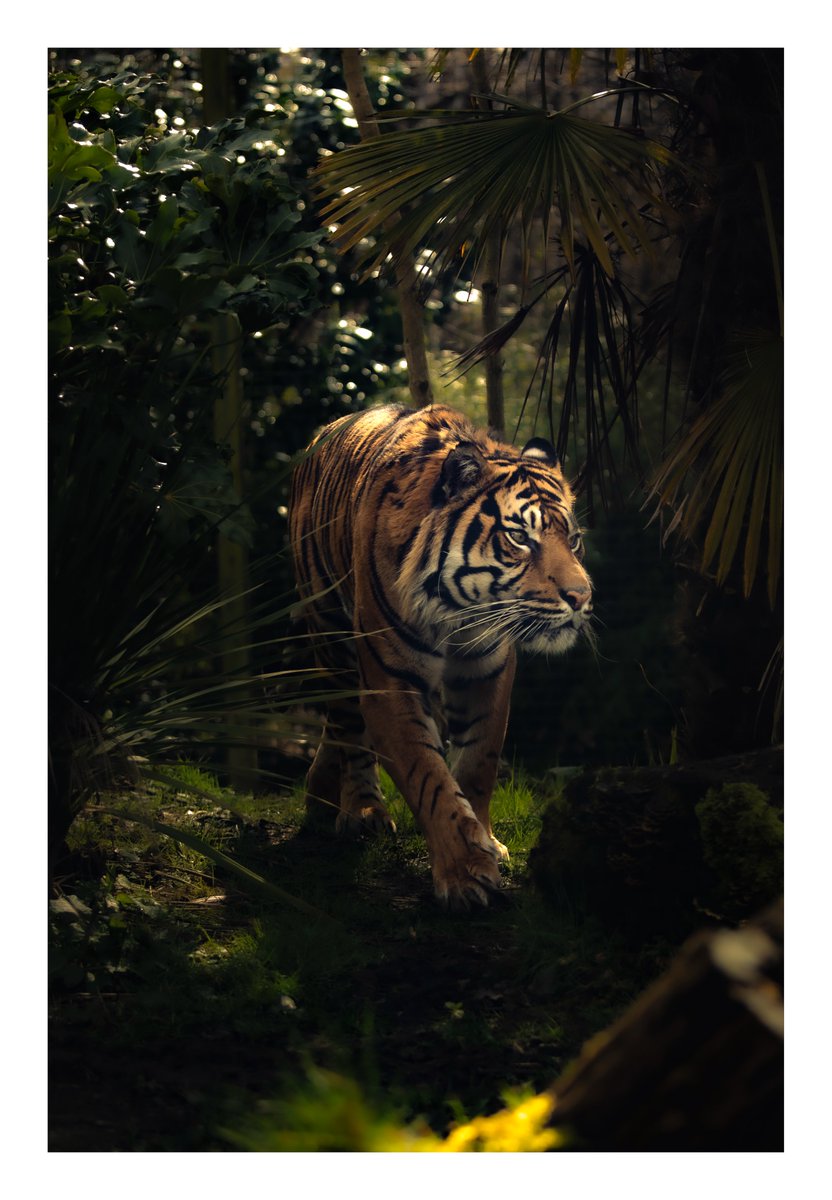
[
  {"left": 335, "top": 738, "right": 397, "bottom": 838},
  {"left": 304, "top": 686, "right": 395, "bottom": 837},
  {"left": 298, "top": 583, "right": 395, "bottom": 836},
  {"left": 303, "top": 719, "right": 342, "bottom": 826}
]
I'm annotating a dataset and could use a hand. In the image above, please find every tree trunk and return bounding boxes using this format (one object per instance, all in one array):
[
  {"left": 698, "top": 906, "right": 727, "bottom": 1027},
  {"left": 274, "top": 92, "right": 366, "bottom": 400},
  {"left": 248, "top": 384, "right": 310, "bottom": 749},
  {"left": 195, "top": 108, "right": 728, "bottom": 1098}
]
[
  {"left": 340, "top": 49, "right": 434, "bottom": 407},
  {"left": 200, "top": 48, "right": 233, "bottom": 124},
  {"left": 201, "top": 49, "right": 258, "bottom": 788},
  {"left": 547, "top": 900, "right": 783, "bottom": 1150},
  {"left": 470, "top": 50, "right": 505, "bottom": 436}
]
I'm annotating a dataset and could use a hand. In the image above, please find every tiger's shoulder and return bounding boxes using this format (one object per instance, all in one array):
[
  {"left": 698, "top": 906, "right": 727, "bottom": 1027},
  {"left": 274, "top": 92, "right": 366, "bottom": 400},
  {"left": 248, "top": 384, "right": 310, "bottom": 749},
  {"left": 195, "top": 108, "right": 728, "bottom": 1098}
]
[{"left": 348, "top": 402, "right": 510, "bottom": 474}]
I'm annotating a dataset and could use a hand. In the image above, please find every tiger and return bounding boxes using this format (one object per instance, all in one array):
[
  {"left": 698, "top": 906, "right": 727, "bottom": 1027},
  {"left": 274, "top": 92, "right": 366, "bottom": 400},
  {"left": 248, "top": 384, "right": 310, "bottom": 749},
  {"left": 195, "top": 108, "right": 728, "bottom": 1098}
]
[{"left": 289, "top": 402, "right": 593, "bottom": 909}]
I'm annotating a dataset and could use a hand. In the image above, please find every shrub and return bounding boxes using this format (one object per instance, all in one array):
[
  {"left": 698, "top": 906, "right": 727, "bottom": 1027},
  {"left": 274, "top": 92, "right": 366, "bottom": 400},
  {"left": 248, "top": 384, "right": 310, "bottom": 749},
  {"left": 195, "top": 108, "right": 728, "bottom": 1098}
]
[
  {"left": 695, "top": 783, "right": 783, "bottom": 920},
  {"left": 48, "top": 67, "right": 320, "bottom": 856}
]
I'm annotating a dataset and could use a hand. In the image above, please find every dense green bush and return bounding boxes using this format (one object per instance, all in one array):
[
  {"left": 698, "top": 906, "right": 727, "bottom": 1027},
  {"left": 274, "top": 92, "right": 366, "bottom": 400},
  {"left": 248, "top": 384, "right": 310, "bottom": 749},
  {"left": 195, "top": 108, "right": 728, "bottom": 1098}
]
[
  {"left": 695, "top": 783, "right": 783, "bottom": 920},
  {"left": 48, "top": 67, "right": 322, "bottom": 855}
]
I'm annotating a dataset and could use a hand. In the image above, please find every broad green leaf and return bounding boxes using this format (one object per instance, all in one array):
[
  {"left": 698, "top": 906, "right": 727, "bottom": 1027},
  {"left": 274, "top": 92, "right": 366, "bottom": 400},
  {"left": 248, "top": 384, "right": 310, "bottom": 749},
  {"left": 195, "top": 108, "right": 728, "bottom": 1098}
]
[
  {"left": 139, "top": 132, "right": 203, "bottom": 174},
  {"left": 88, "top": 85, "right": 121, "bottom": 114},
  {"left": 146, "top": 196, "right": 179, "bottom": 246},
  {"left": 95, "top": 284, "right": 129, "bottom": 307},
  {"left": 103, "top": 160, "right": 141, "bottom": 189}
]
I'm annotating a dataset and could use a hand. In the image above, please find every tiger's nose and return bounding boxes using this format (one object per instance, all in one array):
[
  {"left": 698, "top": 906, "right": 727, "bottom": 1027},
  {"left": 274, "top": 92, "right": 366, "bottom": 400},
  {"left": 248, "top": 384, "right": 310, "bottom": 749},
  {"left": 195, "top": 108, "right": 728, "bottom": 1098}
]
[{"left": 560, "top": 586, "right": 591, "bottom": 611}]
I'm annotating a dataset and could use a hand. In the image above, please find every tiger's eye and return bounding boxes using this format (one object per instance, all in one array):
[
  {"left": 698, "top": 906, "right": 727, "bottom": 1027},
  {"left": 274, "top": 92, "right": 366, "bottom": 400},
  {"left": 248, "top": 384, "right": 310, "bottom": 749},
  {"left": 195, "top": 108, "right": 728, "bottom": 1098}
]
[{"left": 506, "top": 527, "right": 531, "bottom": 549}]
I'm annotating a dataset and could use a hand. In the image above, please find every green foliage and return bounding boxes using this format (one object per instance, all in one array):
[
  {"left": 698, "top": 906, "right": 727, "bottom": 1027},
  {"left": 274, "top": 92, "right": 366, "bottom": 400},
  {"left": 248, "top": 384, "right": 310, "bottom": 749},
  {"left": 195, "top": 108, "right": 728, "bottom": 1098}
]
[
  {"left": 48, "top": 67, "right": 323, "bottom": 850},
  {"left": 50, "top": 773, "right": 669, "bottom": 1150},
  {"left": 650, "top": 331, "right": 783, "bottom": 607},
  {"left": 49, "top": 877, "right": 202, "bottom": 999},
  {"left": 490, "top": 769, "right": 552, "bottom": 860},
  {"left": 695, "top": 783, "right": 783, "bottom": 919},
  {"left": 50, "top": 82, "right": 308, "bottom": 548},
  {"left": 47, "top": 64, "right": 318, "bottom": 593},
  {"left": 49, "top": 69, "right": 319, "bottom": 359},
  {"left": 107, "top": 805, "right": 332, "bottom": 920},
  {"left": 313, "top": 100, "right": 674, "bottom": 281},
  {"left": 221, "top": 1068, "right": 436, "bottom": 1152}
]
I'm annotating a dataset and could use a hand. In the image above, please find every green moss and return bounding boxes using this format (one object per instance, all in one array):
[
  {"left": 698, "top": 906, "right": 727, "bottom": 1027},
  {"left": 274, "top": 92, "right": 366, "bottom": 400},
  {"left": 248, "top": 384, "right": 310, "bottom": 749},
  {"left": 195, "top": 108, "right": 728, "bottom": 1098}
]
[{"left": 695, "top": 783, "right": 783, "bottom": 918}]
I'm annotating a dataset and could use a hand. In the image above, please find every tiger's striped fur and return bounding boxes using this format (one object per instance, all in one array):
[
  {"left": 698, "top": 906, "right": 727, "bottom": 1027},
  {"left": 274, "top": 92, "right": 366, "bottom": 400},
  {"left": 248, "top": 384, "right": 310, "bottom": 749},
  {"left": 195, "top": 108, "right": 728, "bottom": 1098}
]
[{"left": 289, "top": 403, "right": 592, "bottom": 909}]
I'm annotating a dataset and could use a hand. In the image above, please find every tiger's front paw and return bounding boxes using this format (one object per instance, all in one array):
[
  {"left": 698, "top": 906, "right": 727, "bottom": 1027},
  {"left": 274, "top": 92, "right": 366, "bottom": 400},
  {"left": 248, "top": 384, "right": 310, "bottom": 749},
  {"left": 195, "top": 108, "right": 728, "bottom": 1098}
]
[{"left": 431, "top": 818, "right": 503, "bottom": 910}]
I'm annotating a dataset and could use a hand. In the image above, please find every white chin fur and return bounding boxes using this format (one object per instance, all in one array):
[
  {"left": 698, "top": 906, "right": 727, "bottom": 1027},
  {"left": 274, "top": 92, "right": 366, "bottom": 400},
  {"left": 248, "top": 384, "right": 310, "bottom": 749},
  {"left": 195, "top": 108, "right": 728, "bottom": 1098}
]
[{"left": 522, "top": 627, "right": 579, "bottom": 656}]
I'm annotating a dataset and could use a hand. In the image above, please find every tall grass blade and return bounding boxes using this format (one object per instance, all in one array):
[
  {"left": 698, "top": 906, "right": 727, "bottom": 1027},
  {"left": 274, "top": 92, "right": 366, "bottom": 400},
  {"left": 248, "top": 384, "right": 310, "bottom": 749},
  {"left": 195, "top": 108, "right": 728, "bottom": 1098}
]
[{"left": 98, "top": 806, "right": 340, "bottom": 925}]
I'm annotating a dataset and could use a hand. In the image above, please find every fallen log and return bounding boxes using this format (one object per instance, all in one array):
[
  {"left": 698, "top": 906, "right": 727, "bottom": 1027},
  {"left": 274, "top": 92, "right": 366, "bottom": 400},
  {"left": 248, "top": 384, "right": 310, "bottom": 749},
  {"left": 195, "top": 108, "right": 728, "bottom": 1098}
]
[{"left": 547, "top": 900, "right": 784, "bottom": 1151}]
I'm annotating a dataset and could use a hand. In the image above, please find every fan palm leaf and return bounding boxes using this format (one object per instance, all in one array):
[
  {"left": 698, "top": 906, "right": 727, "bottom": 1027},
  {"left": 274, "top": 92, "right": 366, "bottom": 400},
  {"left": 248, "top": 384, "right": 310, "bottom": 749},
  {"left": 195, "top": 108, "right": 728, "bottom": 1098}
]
[
  {"left": 649, "top": 331, "right": 783, "bottom": 606},
  {"left": 312, "top": 102, "right": 676, "bottom": 281}
]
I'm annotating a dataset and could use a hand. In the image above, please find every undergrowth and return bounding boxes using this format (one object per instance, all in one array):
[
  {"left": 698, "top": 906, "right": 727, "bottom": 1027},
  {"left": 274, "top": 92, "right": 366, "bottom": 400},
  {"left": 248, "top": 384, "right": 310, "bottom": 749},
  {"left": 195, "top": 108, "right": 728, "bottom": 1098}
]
[{"left": 49, "top": 765, "right": 674, "bottom": 1151}]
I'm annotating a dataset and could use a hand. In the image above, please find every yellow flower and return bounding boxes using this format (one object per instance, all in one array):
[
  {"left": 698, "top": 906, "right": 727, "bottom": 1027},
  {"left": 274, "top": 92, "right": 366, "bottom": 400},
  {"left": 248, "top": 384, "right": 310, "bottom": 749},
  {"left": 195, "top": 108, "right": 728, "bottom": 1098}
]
[{"left": 430, "top": 1092, "right": 563, "bottom": 1153}]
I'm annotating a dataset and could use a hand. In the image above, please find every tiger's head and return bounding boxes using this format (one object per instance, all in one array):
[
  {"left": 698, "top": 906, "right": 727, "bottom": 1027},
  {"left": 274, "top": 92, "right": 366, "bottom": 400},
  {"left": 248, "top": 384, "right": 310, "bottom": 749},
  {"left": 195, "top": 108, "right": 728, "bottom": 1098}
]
[{"left": 401, "top": 434, "right": 593, "bottom": 657}]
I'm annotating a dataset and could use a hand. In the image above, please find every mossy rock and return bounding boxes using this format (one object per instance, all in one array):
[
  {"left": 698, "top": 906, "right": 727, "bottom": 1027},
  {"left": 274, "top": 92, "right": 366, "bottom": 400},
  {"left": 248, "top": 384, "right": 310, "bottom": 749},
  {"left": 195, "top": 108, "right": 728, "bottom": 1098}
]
[
  {"left": 529, "top": 749, "right": 783, "bottom": 933},
  {"left": 695, "top": 783, "right": 783, "bottom": 921}
]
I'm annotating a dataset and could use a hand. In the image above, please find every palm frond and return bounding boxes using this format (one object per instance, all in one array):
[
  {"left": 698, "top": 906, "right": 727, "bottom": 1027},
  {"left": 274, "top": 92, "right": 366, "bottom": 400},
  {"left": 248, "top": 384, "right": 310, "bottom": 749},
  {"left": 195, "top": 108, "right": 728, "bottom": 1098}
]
[
  {"left": 312, "top": 104, "right": 677, "bottom": 283},
  {"left": 649, "top": 331, "right": 783, "bottom": 606},
  {"left": 461, "top": 247, "right": 642, "bottom": 512}
]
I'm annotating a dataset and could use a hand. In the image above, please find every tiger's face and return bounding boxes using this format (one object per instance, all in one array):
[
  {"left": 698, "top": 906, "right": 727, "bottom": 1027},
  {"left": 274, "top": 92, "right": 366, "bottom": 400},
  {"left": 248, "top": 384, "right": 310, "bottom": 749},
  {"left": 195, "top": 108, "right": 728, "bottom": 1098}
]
[{"left": 404, "top": 436, "right": 593, "bottom": 656}]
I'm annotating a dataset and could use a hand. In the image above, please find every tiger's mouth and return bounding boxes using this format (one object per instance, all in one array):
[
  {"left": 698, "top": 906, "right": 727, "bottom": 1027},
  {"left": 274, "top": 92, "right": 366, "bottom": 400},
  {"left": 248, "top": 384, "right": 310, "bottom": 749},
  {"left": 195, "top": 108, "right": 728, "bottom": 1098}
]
[
  {"left": 514, "top": 606, "right": 594, "bottom": 655},
  {"left": 441, "top": 604, "right": 591, "bottom": 657}
]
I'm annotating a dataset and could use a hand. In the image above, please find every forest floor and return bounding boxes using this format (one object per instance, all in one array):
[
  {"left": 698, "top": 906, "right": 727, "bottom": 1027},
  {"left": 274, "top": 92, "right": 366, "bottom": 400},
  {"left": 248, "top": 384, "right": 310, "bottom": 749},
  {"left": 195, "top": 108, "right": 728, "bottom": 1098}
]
[{"left": 48, "top": 767, "right": 676, "bottom": 1151}]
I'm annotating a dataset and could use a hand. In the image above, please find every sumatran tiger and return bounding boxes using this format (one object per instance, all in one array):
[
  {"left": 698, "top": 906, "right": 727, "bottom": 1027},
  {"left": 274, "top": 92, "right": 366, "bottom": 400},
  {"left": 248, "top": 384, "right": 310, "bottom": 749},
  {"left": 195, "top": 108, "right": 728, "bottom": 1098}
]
[{"left": 289, "top": 403, "right": 593, "bottom": 910}]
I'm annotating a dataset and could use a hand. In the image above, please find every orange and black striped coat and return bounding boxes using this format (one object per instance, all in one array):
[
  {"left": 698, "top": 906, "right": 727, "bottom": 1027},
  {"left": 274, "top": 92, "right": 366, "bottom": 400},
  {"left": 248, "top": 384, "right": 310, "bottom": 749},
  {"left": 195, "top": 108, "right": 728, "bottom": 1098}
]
[{"left": 290, "top": 403, "right": 592, "bottom": 908}]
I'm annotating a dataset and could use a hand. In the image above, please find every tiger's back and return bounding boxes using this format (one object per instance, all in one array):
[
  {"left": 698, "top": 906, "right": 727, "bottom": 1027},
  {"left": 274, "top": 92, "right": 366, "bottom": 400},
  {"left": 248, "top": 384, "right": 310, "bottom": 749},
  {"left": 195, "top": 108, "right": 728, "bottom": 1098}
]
[{"left": 290, "top": 403, "right": 478, "bottom": 618}]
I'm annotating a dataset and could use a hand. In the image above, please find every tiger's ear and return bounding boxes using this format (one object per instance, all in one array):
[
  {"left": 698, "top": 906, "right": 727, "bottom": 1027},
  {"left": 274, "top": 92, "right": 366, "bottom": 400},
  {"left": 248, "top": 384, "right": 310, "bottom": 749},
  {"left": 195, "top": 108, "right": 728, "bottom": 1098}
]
[
  {"left": 438, "top": 441, "right": 487, "bottom": 500},
  {"left": 521, "top": 437, "right": 559, "bottom": 467}
]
